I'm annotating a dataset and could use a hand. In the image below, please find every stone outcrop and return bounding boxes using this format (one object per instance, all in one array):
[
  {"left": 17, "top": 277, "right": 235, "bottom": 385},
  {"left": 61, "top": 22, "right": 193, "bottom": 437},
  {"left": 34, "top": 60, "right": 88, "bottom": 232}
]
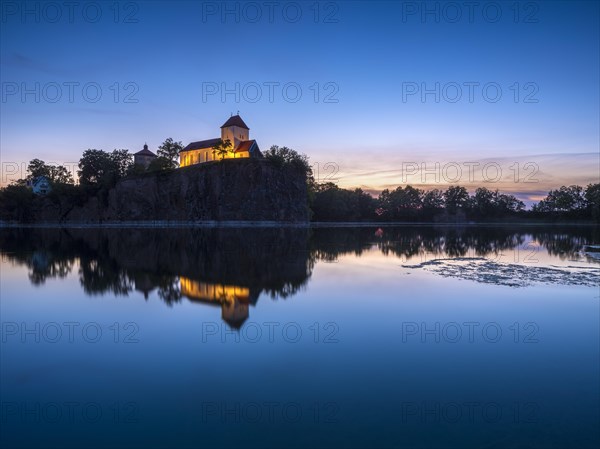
[{"left": 33, "top": 159, "right": 309, "bottom": 223}]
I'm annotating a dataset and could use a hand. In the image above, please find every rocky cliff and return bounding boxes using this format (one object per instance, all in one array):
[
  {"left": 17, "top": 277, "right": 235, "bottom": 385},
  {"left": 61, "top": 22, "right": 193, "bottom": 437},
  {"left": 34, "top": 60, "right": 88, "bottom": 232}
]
[{"left": 33, "top": 159, "right": 309, "bottom": 223}]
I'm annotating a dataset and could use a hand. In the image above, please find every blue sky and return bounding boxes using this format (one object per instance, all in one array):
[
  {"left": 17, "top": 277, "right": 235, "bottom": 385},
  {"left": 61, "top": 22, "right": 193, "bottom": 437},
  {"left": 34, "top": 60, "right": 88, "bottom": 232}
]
[{"left": 1, "top": 1, "right": 598, "bottom": 201}]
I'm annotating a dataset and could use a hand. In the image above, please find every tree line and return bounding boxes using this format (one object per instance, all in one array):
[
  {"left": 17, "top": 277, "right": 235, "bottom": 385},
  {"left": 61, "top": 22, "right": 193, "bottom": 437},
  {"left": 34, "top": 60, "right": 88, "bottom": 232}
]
[
  {"left": 0, "top": 142, "right": 598, "bottom": 223},
  {"left": 309, "top": 181, "right": 600, "bottom": 222}
]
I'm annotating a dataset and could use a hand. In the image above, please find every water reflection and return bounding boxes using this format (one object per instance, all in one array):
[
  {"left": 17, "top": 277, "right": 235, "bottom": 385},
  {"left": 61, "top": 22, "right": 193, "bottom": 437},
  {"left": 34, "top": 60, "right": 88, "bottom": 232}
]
[
  {"left": 180, "top": 278, "right": 258, "bottom": 328},
  {"left": 1, "top": 225, "right": 598, "bottom": 324}
]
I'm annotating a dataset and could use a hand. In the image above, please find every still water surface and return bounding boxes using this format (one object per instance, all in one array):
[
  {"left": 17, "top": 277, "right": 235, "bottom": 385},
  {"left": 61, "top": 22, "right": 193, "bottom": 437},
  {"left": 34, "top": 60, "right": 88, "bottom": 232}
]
[{"left": 1, "top": 226, "right": 599, "bottom": 448}]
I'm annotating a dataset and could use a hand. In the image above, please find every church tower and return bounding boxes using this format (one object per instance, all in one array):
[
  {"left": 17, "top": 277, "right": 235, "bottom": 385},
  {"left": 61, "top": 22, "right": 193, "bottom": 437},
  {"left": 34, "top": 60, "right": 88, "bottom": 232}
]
[{"left": 220, "top": 114, "right": 250, "bottom": 150}]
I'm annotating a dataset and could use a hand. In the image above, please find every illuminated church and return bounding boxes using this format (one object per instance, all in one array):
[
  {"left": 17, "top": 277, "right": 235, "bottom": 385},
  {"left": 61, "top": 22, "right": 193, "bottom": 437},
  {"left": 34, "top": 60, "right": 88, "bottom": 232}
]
[{"left": 180, "top": 114, "right": 262, "bottom": 167}]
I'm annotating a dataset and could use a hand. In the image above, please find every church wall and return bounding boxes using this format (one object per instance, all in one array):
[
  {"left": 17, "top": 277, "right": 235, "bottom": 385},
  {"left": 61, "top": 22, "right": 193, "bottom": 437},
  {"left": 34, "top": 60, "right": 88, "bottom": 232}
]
[
  {"left": 180, "top": 147, "right": 219, "bottom": 167},
  {"left": 221, "top": 125, "right": 249, "bottom": 149},
  {"left": 180, "top": 147, "right": 251, "bottom": 167},
  {"left": 180, "top": 120, "right": 251, "bottom": 167}
]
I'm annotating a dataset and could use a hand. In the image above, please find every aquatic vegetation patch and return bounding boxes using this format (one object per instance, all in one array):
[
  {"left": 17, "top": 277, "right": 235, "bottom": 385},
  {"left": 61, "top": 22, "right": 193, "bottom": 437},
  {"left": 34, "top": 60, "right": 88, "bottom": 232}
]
[{"left": 404, "top": 257, "right": 600, "bottom": 288}]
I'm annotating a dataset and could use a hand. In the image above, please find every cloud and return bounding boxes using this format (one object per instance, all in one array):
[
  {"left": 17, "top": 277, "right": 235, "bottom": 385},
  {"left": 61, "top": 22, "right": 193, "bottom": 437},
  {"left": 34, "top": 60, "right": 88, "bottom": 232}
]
[
  {"left": 329, "top": 152, "right": 599, "bottom": 203},
  {"left": 2, "top": 52, "right": 114, "bottom": 78},
  {"left": 3, "top": 52, "right": 64, "bottom": 76}
]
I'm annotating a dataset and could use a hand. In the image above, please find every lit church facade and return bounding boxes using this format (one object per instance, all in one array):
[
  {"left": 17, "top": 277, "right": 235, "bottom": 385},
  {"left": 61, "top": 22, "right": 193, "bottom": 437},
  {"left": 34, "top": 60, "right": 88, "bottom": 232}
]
[{"left": 180, "top": 115, "right": 262, "bottom": 167}]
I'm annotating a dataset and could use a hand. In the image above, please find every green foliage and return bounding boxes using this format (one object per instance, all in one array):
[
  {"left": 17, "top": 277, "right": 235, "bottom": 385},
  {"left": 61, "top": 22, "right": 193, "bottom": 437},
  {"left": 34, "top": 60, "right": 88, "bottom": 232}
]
[
  {"left": 78, "top": 149, "right": 114, "bottom": 186},
  {"left": 472, "top": 187, "right": 524, "bottom": 217},
  {"left": 534, "top": 185, "right": 587, "bottom": 213},
  {"left": 147, "top": 157, "right": 174, "bottom": 172},
  {"left": 25, "top": 159, "right": 73, "bottom": 185},
  {"left": 0, "top": 185, "right": 35, "bottom": 222},
  {"left": 48, "top": 183, "right": 88, "bottom": 206},
  {"left": 378, "top": 186, "right": 424, "bottom": 220},
  {"left": 422, "top": 189, "right": 444, "bottom": 214},
  {"left": 157, "top": 138, "right": 183, "bottom": 169},
  {"left": 48, "top": 165, "right": 74, "bottom": 185},
  {"left": 264, "top": 145, "right": 312, "bottom": 178},
  {"left": 110, "top": 149, "right": 134, "bottom": 178},
  {"left": 443, "top": 186, "right": 470, "bottom": 214},
  {"left": 312, "top": 183, "right": 362, "bottom": 221},
  {"left": 27, "top": 159, "right": 51, "bottom": 179},
  {"left": 127, "top": 163, "right": 148, "bottom": 176},
  {"left": 78, "top": 149, "right": 132, "bottom": 187},
  {"left": 584, "top": 183, "right": 600, "bottom": 221},
  {"left": 211, "top": 139, "right": 233, "bottom": 160},
  {"left": 312, "top": 183, "right": 536, "bottom": 222}
]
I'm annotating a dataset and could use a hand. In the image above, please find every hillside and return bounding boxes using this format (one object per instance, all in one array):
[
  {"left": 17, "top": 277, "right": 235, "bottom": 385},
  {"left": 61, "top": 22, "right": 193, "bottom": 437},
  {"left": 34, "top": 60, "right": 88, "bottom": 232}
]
[{"left": 26, "top": 159, "right": 309, "bottom": 223}]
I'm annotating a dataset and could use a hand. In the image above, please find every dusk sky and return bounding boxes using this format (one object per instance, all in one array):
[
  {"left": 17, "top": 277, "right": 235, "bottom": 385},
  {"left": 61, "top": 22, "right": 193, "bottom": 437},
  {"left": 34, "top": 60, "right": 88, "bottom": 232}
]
[{"left": 1, "top": 1, "right": 599, "bottom": 202}]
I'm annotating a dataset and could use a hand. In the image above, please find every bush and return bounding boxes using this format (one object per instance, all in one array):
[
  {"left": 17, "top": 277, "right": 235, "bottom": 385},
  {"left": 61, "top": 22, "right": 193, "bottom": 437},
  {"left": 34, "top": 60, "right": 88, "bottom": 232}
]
[{"left": 0, "top": 185, "right": 35, "bottom": 222}]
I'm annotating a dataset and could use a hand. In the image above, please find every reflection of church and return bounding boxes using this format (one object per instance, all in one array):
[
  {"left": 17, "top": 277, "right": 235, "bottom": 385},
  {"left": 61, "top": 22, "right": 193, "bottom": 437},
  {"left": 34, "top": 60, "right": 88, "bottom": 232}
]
[{"left": 179, "top": 277, "right": 260, "bottom": 328}]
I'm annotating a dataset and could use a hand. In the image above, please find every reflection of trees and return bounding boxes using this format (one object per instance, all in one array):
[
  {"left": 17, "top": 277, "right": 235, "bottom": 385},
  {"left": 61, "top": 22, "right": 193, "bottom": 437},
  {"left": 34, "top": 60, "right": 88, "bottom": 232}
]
[
  {"left": 306, "top": 227, "right": 545, "bottom": 263},
  {"left": 0, "top": 225, "right": 596, "bottom": 303},
  {"left": 308, "top": 225, "right": 595, "bottom": 263},
  {"left": 157, "top": 277, "right": 182, "bottom": 306},
  {"left": 0, "top": 229, "right": 77, "bottom": 285},
  {"left": 79, "top": 258, "right": 133, "bottom": 295},
  {"left": 309, "top": 228, "right": 374, "bottom": 261},
  {"left": 0, "top": 227, "right": 313, "bottom": 307},
  {"left": 530, "top": 231, "right": 593, "bottom": 260},
  {"left": 28, "top": 255, "right": 74, "bottom": 285}
]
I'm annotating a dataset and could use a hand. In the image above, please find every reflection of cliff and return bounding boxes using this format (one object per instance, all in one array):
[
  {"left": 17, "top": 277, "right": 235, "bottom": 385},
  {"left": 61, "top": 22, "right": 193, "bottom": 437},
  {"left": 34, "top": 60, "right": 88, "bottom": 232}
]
[
  {"left": 1, "top": 225, "right": 597, "bottom": 325},
  {"left": 0, "top": 227, "right": 313, "bottom": 327}
]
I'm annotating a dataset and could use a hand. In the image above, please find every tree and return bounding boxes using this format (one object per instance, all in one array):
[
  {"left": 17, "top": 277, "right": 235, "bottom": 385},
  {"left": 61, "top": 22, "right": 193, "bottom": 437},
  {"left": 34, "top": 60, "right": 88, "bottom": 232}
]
[
  {"left": 443, "top": 186, "right": 469, "bottom": 214},
  {"left": 377, "top": 186, "right": 423, "bottom": 220},
  {"left": 354, "top": 188, "right": 377, "bottom": 220},
  {"left": 26, "top": 159, "right": 73, "bottom": 185},
  {"left": 534, "top": 185, "right": 587, "bottom": 213},
  {"left": 473, "top": 187, "right": 495, "bottom": 216},
  {"left": 495, "top": 192, "right": 525, "bottom": 214},
  {"left": 110, "top": 149, "right": 133, "bottom": 178},
  {"left": 77, "top": 149, "right": 133, "bottom": 187},
  {"left": 584, "top": 183, "right": 600, "bottom": 221},
  {"left": 48, "top": 165, "right": 74, "bottom": 185},
  {"left": 0, "top": 185, "right": 35, "bottom": 222},
  {"left": 27, "top": 159, "right": 51, "bottom": 180},
  {"left": 212, "top": 139, "right": 233, "bottom": 161},
  {"left": 157, "top": 138, "right": 183, "bottom": 169},
  {"left": 422, "top": 189, "right": 444, "bottom": 212},
  {"left": 78, "top": 149, "right": 116, "bottom": 187},
  {"left": 147, "top": 157, "right": 173, "bottom": 172},
  {"left": 312, "top": 184, "right": 360, "bottom": 221},
  {"left": 264, "top": 145, "right": 312, "bottom": 177},
  {"left": 464, "top": 187, "right": 525, "bottom": 218}
]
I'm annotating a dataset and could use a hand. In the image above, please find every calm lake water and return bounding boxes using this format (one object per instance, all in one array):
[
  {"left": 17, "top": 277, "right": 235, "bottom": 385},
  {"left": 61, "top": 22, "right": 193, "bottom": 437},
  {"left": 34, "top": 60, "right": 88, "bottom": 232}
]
[{"left": 1, "top": 225, "right": 599, "bottom": 449}]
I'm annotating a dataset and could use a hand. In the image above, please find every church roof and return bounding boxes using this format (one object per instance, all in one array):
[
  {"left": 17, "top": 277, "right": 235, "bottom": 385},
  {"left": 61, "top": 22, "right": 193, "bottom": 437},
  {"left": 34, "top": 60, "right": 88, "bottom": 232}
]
[
  {"left": 221, "top": 115, "right": 249, "bottom": 130},
  {"left": 236, "top": 140, "right": 260, "bottom": 154},
  {"left": 135, "top": 144, "right": 157, "bottom": 157},
  {"left": 182, "top": 137, "right": 221, "bottom": 152}
]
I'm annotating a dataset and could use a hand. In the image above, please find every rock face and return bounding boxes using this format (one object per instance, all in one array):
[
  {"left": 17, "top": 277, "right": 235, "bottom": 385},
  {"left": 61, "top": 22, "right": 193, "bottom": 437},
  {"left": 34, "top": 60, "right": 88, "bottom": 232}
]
[{"left": 34, "top": 159, "right": 309, "bottom": 223}]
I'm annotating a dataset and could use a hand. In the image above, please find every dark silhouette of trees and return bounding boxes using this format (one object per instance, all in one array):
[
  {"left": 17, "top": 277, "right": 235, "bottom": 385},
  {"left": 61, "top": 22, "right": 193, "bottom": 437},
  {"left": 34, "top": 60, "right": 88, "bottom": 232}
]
[
  {"left": 25, "top": 159, "right": 73, "bottom": 185},
  {"left": 310, "top": 182, "right": 593, "bottom": 222},
  {"left": 264, "top": 145, "right": 312, "bottom": 177},
  {"left": 78, "top": 149, "right": 132, "bottom": 187},
  {"left": 157, "top": 138, "right": 184, "bottom": 168},
  {"left": 534, "top": 185, "right": 587, "bottom": 213},
  {"left": 443, "top": 186, "right": 470, "bottom": 214},
  {"left": 212, "top": 139, "right": 233, "bottom": 160},
  {"left": 0, "top": 185, "right": 34, "bottom": 221},
  {"left": 585, "top": 183, "right": 600, "bottom": 221}
]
